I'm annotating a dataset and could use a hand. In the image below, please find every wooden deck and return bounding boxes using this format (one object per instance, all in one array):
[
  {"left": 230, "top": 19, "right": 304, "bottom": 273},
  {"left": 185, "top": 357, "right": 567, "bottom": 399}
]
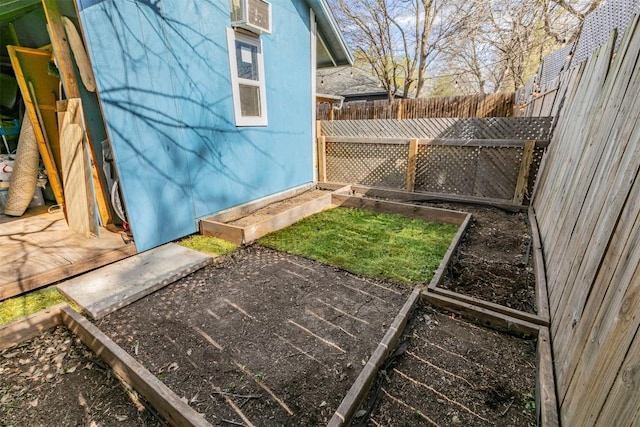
[{"left": 0, "top": 207, "right": 136, "bottom": 300}]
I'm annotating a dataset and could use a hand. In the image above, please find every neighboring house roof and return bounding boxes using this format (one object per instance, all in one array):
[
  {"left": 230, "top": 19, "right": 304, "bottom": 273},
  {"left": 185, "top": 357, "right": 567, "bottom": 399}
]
[
  {"left": 317, "top": 66, "right": 389, "bottom": 98},
  {"left": 306, "top": 0, "right": 353, "bottom": 68}
]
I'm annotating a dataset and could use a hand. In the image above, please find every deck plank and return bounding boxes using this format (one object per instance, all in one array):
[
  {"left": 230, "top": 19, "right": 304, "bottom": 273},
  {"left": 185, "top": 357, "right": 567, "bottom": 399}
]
[{"left": 0, "top": 210, "right": 135, "bottom": 300}]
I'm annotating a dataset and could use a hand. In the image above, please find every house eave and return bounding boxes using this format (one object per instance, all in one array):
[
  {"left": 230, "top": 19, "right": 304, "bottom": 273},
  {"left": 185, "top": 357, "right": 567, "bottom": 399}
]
[{"left": 306, "top": 0, "right": 353, "bottom": 67}]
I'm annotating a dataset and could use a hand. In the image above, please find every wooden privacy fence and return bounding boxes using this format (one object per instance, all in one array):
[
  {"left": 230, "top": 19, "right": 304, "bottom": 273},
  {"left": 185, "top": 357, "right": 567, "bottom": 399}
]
[
  {"left": 317, "top": 93, "right": 515, "bottom": 121},
  {"left": 532, "top": 16, "right": 640, "bottom": 426},
  {"left": 317, "top": 117, "right": 552, "bottom": 205}
]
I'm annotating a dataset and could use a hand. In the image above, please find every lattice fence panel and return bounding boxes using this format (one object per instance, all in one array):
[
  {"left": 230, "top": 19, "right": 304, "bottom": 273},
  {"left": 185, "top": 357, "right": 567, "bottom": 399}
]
[
  {"left": 326, "top": 142, "right": 408, "bottom": 188},
  {"left": 572, "top": 0, "right": 639, "bottom": 66},
  {"left": 414, "top": 145, "right": 480, "bottom": 195},
  {"left": 540, "top": 43, "right": 575, "bottom": 85},
  {"left": 321, "top": 117, "right": 553, "bottom": 140},
  {"left": 474, "top": 147, "right": 523, "bottom": 200},
  {"left": 526, "top": 146, "right": 547, "bottom": 204}
]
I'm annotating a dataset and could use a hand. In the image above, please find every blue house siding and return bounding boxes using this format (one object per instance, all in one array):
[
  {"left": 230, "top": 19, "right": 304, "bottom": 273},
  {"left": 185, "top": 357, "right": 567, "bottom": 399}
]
[{"left": 77, "top": 0, "right": 313, "bottom": 251}]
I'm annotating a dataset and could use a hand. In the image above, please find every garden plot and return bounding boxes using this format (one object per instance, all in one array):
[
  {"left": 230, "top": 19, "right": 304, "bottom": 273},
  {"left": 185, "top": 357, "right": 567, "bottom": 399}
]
[
  {"left": 354, "top": 305, "right": 537, "bottom": 427},
  {"left": 0, "top": 326, "right": 163, "bottom": 426},
  {"left": 427, "top": 202, "right": 536, "bottom": 313},
  {"left": 200, "top": 187, "right": 337, "bottom": 245},
  {"left": 93, "top": 247, "right": 410, "bottom": 426}
]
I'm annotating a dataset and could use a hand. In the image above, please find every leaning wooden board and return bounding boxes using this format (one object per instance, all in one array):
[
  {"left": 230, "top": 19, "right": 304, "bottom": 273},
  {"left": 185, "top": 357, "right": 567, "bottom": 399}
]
[
  {"left": 7, "top": 46, "right": 64, "bottom": 205},
  {"left": 62, "top": 16, "right": 96, "bottom": 92},
  {"left": 42, "top": 0, "right": 112, "bottom": 225},
  {"left": 60, "top": 99, "right": 99, "bottom": 237}
]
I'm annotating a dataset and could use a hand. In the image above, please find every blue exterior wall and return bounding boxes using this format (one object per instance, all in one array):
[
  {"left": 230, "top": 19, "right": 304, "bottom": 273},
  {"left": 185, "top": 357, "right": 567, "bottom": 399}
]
[{"left": 77, "top": 0, "right": 313, "bottom": 251}]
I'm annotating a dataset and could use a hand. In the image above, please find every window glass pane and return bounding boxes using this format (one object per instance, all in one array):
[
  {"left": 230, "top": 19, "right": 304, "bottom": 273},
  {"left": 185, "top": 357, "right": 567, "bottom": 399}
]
[
  {"left": 235, "top": 41, "right": 259, "bottom": 80},
  {"left": 239, "top": 84, "right": 261, "bottom": 117}
]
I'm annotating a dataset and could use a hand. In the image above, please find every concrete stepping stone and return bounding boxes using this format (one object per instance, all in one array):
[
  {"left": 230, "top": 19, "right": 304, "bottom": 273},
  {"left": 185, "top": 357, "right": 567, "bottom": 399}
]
[{"left": 57, "top": 243, "right": 211, "bottom": 319}]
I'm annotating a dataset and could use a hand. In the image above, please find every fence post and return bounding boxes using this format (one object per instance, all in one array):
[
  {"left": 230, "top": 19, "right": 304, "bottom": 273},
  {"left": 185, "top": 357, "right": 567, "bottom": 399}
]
[
  {"left": 317, "top": 136, "right": 327, "bottom": 183},
  {"left": 513, "top": 140, "right": 536, "bottom": 205},
  {"left": 405, "top": 138, "right": 418, "bottom": 192},
  {"left": 396, "top": 99, "right": 403, "bottom": 120}
]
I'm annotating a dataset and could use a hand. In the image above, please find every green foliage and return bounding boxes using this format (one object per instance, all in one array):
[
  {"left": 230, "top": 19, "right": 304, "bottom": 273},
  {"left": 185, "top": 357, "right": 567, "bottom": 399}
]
[
  {"left": 0, "top": 286, "right": 72, "bottom": 326},
  {"left": 259, "top": 207, "right": 458, "bottom": 284},
  {"left": 523, "top": 392, "right": 536, "bottom": 410},
  {"left": 177, "top": 235, "right": 238, "bottom": 256}
]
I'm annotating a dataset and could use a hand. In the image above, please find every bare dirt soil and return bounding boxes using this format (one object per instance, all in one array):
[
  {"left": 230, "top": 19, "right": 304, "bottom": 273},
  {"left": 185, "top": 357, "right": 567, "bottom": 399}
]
[
  {"left": 417, "top": 201, "right": 536, "bottom": 313},
  {"left": 229, "top": 190, "right": 331, "bottom": 226},
  {"left": 93, "top": 246, "right": 409, "bottom": 426},
  {"left": 0, "top": 326, "right": 163, "bottom": 427},
  {"left": 355, "top": 304, "right": 537, "bottom": 427}
]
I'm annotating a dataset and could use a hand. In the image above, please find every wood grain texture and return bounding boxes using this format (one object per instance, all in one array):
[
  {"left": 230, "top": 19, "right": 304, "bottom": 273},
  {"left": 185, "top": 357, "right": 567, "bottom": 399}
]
[
  {"left": 348, "top": 184, "right": 527, "bottom": 211},
  {"left": 317, "top": 93, "right": 515, "bottom": 121},
  {"left": 0, "top": 210, "right": 135, "bottom": 300},
  {"left": 61, "top": 16, "right": 96, "bottom": 92},
  {"left": 329, "top": 287, "right": 422, "bottom": 427},
  {"left": 422, "top": 292, "right": 540, "bottom": 337},
  {"left": 60, "top": 99, "right": 98, "bottom": 237},
  {"left": 0, "top": 304, "right": 64, "bottom": 350},
  {"left": 428, "top": 213, "right": 471, "bottom": 290},
  {"left": 405, "top": 138, "right": 418, "bottom": 192},
  {"left": 202, "top": 184, "right": 316, "bottom": 224},
  {"left": 242, "top": 194, "right": 334, "bottom": 243},
  {"left": 199, "top": 220, "right": 245, "bottom": 245},
  {"left": 532, "top": 16, "right": 640, "bottom": 426},
  {"left": 513, "top": 141, "right": 535, "bottom": 205},
  {"left": 43, "top": 0, "right": 112, "bottom": 225},
  {"left": 537, "top": 327, "right": 560, "bottom": 427}
]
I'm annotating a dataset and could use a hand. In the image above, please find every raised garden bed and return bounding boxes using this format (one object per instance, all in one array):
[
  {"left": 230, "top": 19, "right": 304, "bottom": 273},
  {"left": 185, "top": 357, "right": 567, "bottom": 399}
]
[
  {"left": 353, "top": 304, "right": 538, "bottom": 427},
  {"left": 199, "top": 183, "right": 467, "bottom": 247},
  {"left": 92, "top": 247, "right": 411, "bottom": 426},
  {"left": 341, "top": 184, "right": 550, "bottom": 326},
  {"left": 200, "top": 184, "right": 341, "bottom": 245},
  {"left": 1, "top": 326, "right": 163, "bottom": 426},
  {"left": 0, "top": 304, "right": 208, "bottom": 427},
  {"left": 318, "top": 184, "right": 557, "bottom": 427}
]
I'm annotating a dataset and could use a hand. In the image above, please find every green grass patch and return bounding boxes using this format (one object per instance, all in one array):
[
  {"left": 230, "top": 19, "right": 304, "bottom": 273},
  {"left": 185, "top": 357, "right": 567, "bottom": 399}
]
[
  {"left": 0, "top": 286, "right": 72, "bottom": 326},
  {"left": 177, "top": 234, "right": 238, "bottom": 256},
  {"left": 259, "top": 207, "right": 459, "bottom": 283}
]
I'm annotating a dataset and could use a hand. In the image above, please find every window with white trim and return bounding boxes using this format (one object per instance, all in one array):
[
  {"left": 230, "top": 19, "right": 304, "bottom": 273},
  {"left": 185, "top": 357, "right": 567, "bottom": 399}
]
[{"left": 226, "top": 28, "right": 268, "bottom": 126}]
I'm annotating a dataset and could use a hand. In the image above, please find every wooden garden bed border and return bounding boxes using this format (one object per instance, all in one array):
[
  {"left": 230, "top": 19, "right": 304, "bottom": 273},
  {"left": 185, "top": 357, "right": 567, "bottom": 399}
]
[
  {"left": 0, "top": 305, "right": 212, "bottom": 427},
  {"left": 328, "top": 287, "right": 422, "bottom": 427},
  {"left": 327, "top": 196, "right": 559, "bottom": 427},
  {"left": 426, "top": 205, "right": 550, "bottom": 327},
  {"left": 200, "top": 185, "right": 344, "bottom": 245},
  {"left": 200, "top": 183, "right": 469, "bottom": 245},
  {"left": 324, "top": 183, "right": 549, "bottom": 326},
  {"left": 423, "top": 292, "right": 558, "bottom": 427},
  {"left": 344, "top": 183, "right": 529, "bottom": 212}
]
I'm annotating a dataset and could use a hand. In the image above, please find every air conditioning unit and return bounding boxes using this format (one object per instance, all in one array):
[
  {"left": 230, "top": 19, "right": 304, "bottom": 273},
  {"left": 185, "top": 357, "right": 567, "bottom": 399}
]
[{"left": 231, "top": 0, "right": 272, "bottom": 35}]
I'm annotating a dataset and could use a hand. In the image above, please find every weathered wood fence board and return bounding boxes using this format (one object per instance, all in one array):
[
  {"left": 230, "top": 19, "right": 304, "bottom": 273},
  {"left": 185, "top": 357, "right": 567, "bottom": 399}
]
[
  {"left": 317, "top": 93, "right": 515, "bottom": 121},
  {"left": 532, "top": 16, "right": 640, "bottom": 426}
]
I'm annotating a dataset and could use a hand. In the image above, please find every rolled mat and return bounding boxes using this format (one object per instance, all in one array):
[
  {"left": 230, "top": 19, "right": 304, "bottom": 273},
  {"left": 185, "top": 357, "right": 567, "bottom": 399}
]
[{"left": 5, "top": 118, "right": 39, "bottom": 216}]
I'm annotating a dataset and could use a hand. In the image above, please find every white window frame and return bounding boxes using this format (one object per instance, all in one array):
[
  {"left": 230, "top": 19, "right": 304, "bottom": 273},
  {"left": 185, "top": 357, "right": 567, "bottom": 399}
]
[{"left": 226, "top": 28, "right": 268, "bottom": 126}]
